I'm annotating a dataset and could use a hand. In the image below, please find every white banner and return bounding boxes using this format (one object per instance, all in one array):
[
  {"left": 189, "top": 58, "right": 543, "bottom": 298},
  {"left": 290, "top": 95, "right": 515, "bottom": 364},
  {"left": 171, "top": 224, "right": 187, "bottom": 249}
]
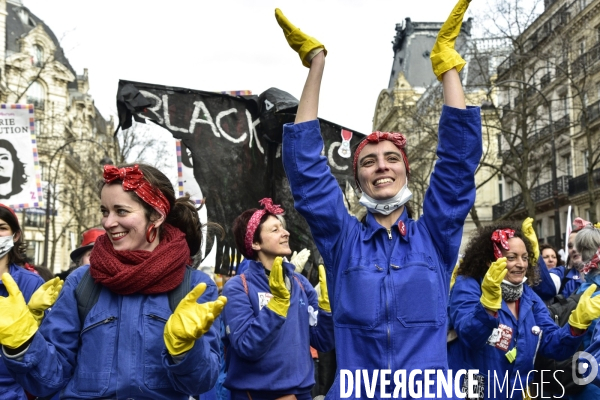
[{"left": 0, "top": 104, "right": 42, "bottom": 208}]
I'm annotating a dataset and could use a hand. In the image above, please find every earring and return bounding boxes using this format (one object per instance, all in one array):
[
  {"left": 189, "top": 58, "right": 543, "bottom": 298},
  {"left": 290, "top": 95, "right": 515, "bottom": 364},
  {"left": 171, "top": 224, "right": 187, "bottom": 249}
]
[{"left": 146, "top": 223, "right": 157, "bottom": 243}]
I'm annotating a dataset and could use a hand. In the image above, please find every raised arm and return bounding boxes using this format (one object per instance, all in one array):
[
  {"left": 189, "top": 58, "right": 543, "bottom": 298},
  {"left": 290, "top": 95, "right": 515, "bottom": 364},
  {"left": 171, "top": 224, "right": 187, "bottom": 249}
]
[
  {"left": 274, "top": 8, "right": 326, "bottom": 123},
  {"left": 430, "top": 0, "right": 471, "bottom": 109}
]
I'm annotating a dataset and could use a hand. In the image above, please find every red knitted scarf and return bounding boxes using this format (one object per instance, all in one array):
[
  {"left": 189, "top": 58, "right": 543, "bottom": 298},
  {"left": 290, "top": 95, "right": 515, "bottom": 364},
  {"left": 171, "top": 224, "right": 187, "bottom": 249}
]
[{"left": 89, "top": 224, "right": 190, "bottom": 295}]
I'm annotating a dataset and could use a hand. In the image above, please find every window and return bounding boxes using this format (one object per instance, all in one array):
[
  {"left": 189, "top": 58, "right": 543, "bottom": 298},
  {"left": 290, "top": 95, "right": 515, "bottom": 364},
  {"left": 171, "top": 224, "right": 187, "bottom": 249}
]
[
  {"left": 498, "top": 174, "right": 504, "bottom": 203},
  {"left": 560, "top": 95, "right": 568, "bottom": 115},
  {"left": 24, "top": 211, "right": 44, "bottom": 228},
  {"left": 497, "top": 134, "right": 502, "bottom": 153},
  {"left": 579, "top": 39, "right": 586, "bottom": 56},
  {"left": 32, "top": 45, "right": 44, "bottom": 67},
  {"left": 584, "top": 150, "right": 590, "bottom": 171},
  {"left": 562, "top": 154, "right": 572, "bottom": 176},
  {"left": 26, "top": 240, "right": 44, "bottom": 265},
  {"left": 34, "top": 118, "right": 43, "bottom": 135},
  {"left": 26, "top": 81, "right": 44, "bottom": 110},
  {"left": 39, "top": 161, "right": 47, "bottom": 181}
]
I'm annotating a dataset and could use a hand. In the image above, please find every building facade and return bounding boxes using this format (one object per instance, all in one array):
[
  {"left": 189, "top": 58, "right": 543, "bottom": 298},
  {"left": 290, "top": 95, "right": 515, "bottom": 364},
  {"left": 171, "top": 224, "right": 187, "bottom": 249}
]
[
  {"left": 494, "top": 0, "right": 600, "bottom": 249},
  {"left": 0, "top": 0, "right": 118, "bottom": 273},
  {"left": 372, "top": 16, "right": 503, "bottom": 251}
]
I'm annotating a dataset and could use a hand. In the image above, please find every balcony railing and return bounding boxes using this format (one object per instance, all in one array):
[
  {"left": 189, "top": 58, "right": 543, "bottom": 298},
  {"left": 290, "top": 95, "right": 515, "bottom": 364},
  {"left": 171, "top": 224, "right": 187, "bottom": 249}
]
[
  {"left": 569, "top": 167, "right": 600, "bottom": 196},
  {"left": 571, "top": 42, "right": 600, "bottom": 77},
  {"left": 492, "top": 175, "right": 571, "bottom": 219}
]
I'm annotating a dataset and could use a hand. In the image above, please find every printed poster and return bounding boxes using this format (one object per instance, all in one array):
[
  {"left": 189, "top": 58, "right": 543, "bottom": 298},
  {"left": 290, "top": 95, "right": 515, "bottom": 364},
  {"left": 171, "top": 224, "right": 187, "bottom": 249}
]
[{"left": 0, "top": 104, "right": 42, "bottom": 208}]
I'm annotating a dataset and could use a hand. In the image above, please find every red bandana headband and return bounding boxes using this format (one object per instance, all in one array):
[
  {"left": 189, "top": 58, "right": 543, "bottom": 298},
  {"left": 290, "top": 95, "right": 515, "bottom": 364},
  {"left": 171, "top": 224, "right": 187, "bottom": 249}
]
[
  {"left": 353, "top": 131, "right": 409, "bottom": 189},
  {"left": 582, "top": 250, "right": 600, "bottom": 274},
  {"left": 573, "top": 217, "right": 592, "bottom": 233},
  {"left": 245, "top": 198, "right": 284, "bottom": 258},
  {"left": 491, "top": 228, "right": 515, "bottom": 260},
  {"left": 104, "top": 165, "right": 171, "bottom": 219}
]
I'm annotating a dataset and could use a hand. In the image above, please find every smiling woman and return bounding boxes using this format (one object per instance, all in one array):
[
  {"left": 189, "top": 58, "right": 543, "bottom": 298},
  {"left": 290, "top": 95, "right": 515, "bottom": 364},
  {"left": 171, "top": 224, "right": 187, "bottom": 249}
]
[
  {"left": 448, "top": 222, "right": 600, "bottom": 399},
  {"left": 0, "top": 162, "right": 226, "bottom": 399},
  {"left": 221, "top": 199, "right": 335, "bottom": 399},
  {"left": 277, "top": 1, "right": 482, "bottom": 396}
]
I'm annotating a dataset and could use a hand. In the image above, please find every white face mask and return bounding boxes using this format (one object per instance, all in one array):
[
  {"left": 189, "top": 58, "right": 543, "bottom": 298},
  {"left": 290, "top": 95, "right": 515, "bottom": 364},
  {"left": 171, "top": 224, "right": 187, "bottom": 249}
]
[
  {"left": 359, "top": 182, "right": 413, "bottom": 216},
  {"left": 0, "top": 234, "right": 15, "bottom": 259}
]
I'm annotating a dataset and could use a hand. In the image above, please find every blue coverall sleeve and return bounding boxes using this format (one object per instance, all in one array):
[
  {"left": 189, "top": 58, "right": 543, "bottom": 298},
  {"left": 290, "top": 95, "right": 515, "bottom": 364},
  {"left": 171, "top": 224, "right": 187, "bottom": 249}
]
[
  {"left": 299, "top": 274, "right": 335, "bottom": 353},
  {"left": 449, "top": 276, "right": 499, "bottom": 350},
  {"left": 2, "top": 272, "right": 85, "bottom": 396},
  {"left": 162, "top": 279, "right": 222, "bottom": 395},
  {"left": 532, "top": 292, "right": 584, "bottom": 360},
  {"left": 282, "top": 120, "right": 354, "bottom": 271},
  {"left": 222, "top": 277, "right": 286, "bottom": 361},
  {"left": 420, "top": 105, "right": 482, "bottom": 270},
  {"left": 532, "top": 258, "right": 560, "bottom": 301}
]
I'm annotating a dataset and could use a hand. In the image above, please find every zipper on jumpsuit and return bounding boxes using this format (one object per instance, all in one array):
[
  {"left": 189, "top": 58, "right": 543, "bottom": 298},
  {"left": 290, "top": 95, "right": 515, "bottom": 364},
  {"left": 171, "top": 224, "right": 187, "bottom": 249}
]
[{"left": 385, "top": 226, "right": 394, "bottom": 370}]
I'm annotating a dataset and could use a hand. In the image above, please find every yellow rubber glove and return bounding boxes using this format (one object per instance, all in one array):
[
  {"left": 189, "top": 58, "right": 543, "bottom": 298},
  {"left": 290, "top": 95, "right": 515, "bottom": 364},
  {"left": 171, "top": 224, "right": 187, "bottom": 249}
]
[
  {"left": 164, "top": 282, "right": 227, "bottom": 356},
  {"left": 522, "top": 217, "right": 540, "bottom": 261},
  {"left": 275, "top": 8, "right": 327, "bottom": 68},
  {"left": 569, "top": 284, "right": 600, "bottom": 329},
  {"left": 27, "top": 277, "right": 63, "bottom": 325},
  {"left": 0, "top": 273, "right": 38, "bottom": 349},
  {"left": 290, "top": 248, "right": 311, "bottom": 273},
  {"left": 450, "top": 259, "right": 461, "bottom": 291},
  {"left": 430, "top": 0, "right": 470, "bottom": 80},
  {"left": 480, "top": 258, "right": 508, "bottom": 312},
  {"left": 266, "top": 256, "right": 290, "bottom": 317},
  {"left": 318, "top": 264, "right": 331, "bottom": 313}
]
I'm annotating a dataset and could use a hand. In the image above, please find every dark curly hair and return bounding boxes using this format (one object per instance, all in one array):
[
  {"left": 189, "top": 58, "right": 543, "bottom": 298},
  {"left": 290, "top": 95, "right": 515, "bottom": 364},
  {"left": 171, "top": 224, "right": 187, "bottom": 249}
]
[{"left": 458, "top": 221, "right": 540, "bottom": 286}]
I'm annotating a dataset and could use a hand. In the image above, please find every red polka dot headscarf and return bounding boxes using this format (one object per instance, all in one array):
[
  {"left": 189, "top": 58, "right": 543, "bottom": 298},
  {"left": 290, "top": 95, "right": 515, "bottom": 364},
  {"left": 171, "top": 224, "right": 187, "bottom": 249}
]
[{"left": 103, "top": 165, "right": 171, "bottom": 219}]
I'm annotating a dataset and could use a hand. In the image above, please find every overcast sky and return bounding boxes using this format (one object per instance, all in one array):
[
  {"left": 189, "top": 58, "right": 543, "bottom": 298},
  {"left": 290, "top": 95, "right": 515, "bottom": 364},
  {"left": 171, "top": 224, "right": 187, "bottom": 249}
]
[{"left": 22, "top": 0, "right": 490, "bottom": 135}]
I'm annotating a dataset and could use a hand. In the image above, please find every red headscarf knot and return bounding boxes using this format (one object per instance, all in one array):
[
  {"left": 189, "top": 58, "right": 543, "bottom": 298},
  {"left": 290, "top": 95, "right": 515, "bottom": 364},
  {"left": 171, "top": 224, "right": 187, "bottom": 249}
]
[
  {"left": 582, "top": 250, "right": 600, "bottom": 274},
  {"left": 258, "top": 198, "right": 284, "bottom": 215},
  {"left": 573, "top": 217, "right": 592, "bottom": 233},
  {"left": 103, "top": 164, "right": 171, "bottom": 219},
  {"left": 491, "top": 228, "right": 515, "bottom": 260},
  {"left": 245, "top": 198, "right": 285, "bottom": 258}
]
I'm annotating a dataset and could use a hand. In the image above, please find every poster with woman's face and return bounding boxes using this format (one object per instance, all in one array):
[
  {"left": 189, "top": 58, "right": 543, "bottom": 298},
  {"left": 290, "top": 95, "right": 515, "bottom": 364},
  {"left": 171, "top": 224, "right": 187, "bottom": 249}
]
[{"left": 0, "top": 105, "right": 42, "bottom": 208}]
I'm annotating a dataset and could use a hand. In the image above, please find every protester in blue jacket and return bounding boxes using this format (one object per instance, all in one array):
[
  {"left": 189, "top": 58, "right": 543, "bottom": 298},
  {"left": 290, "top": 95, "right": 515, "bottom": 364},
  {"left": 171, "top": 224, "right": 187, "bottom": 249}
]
[
  {"left": 571, "top": 224, "right": 600, "bottom": 399},
  {"left": 0, "top": 163, "right": 226, "bottom": 400},
  {"left": 275, "top": 0, "right": 479, "bottom": 398},
  {"left": 563, "top": 220, "right": 595, "bottom": 298},
  {"left": 0, "top": 204, "right": 61, "bottom": 400},
  {"left": 448, "top": 222, "right": 600, "bottom": 400},
  {"left": 222, "top": 199, "right": 334, "bottom": 400}
]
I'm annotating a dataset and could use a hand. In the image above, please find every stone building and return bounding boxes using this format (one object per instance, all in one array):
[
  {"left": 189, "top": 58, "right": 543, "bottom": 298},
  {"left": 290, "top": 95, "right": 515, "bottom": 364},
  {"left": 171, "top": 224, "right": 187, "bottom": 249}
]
[
  {"left": 0, "top": 0, "right": 118, "bottom": 273},
  {"left": 494, "top": 0, "right": 600, "bottom": 248}
]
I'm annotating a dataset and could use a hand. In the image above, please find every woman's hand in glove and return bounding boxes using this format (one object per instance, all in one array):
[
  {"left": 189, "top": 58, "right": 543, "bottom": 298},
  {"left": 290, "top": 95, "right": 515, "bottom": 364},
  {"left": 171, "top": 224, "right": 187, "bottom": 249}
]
[{"left": 480, "top": 257, "right": 508, "bottom": 312}]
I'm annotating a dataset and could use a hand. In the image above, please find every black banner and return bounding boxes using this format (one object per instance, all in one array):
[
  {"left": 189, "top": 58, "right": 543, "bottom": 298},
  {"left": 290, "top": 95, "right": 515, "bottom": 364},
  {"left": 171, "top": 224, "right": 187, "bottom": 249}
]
[{"left": 116, "top": 80, "right": 364, "bottom": 275}]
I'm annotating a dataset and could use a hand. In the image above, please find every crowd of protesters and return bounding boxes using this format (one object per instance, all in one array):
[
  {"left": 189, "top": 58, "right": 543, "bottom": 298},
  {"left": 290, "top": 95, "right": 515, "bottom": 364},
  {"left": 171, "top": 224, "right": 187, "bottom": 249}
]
[{"left": 4, "top": 2, "right": 600, "bottom": 400}]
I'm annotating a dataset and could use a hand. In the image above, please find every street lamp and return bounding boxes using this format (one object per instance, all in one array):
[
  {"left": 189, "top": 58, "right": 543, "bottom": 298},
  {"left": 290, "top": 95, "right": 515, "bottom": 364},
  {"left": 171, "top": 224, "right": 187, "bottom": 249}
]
[
  {"left": 497, "top": 79, "right": 562, "bottom": 250},
  {"left": 42, "top": 139, "right": 113, "bottom": 268}
]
